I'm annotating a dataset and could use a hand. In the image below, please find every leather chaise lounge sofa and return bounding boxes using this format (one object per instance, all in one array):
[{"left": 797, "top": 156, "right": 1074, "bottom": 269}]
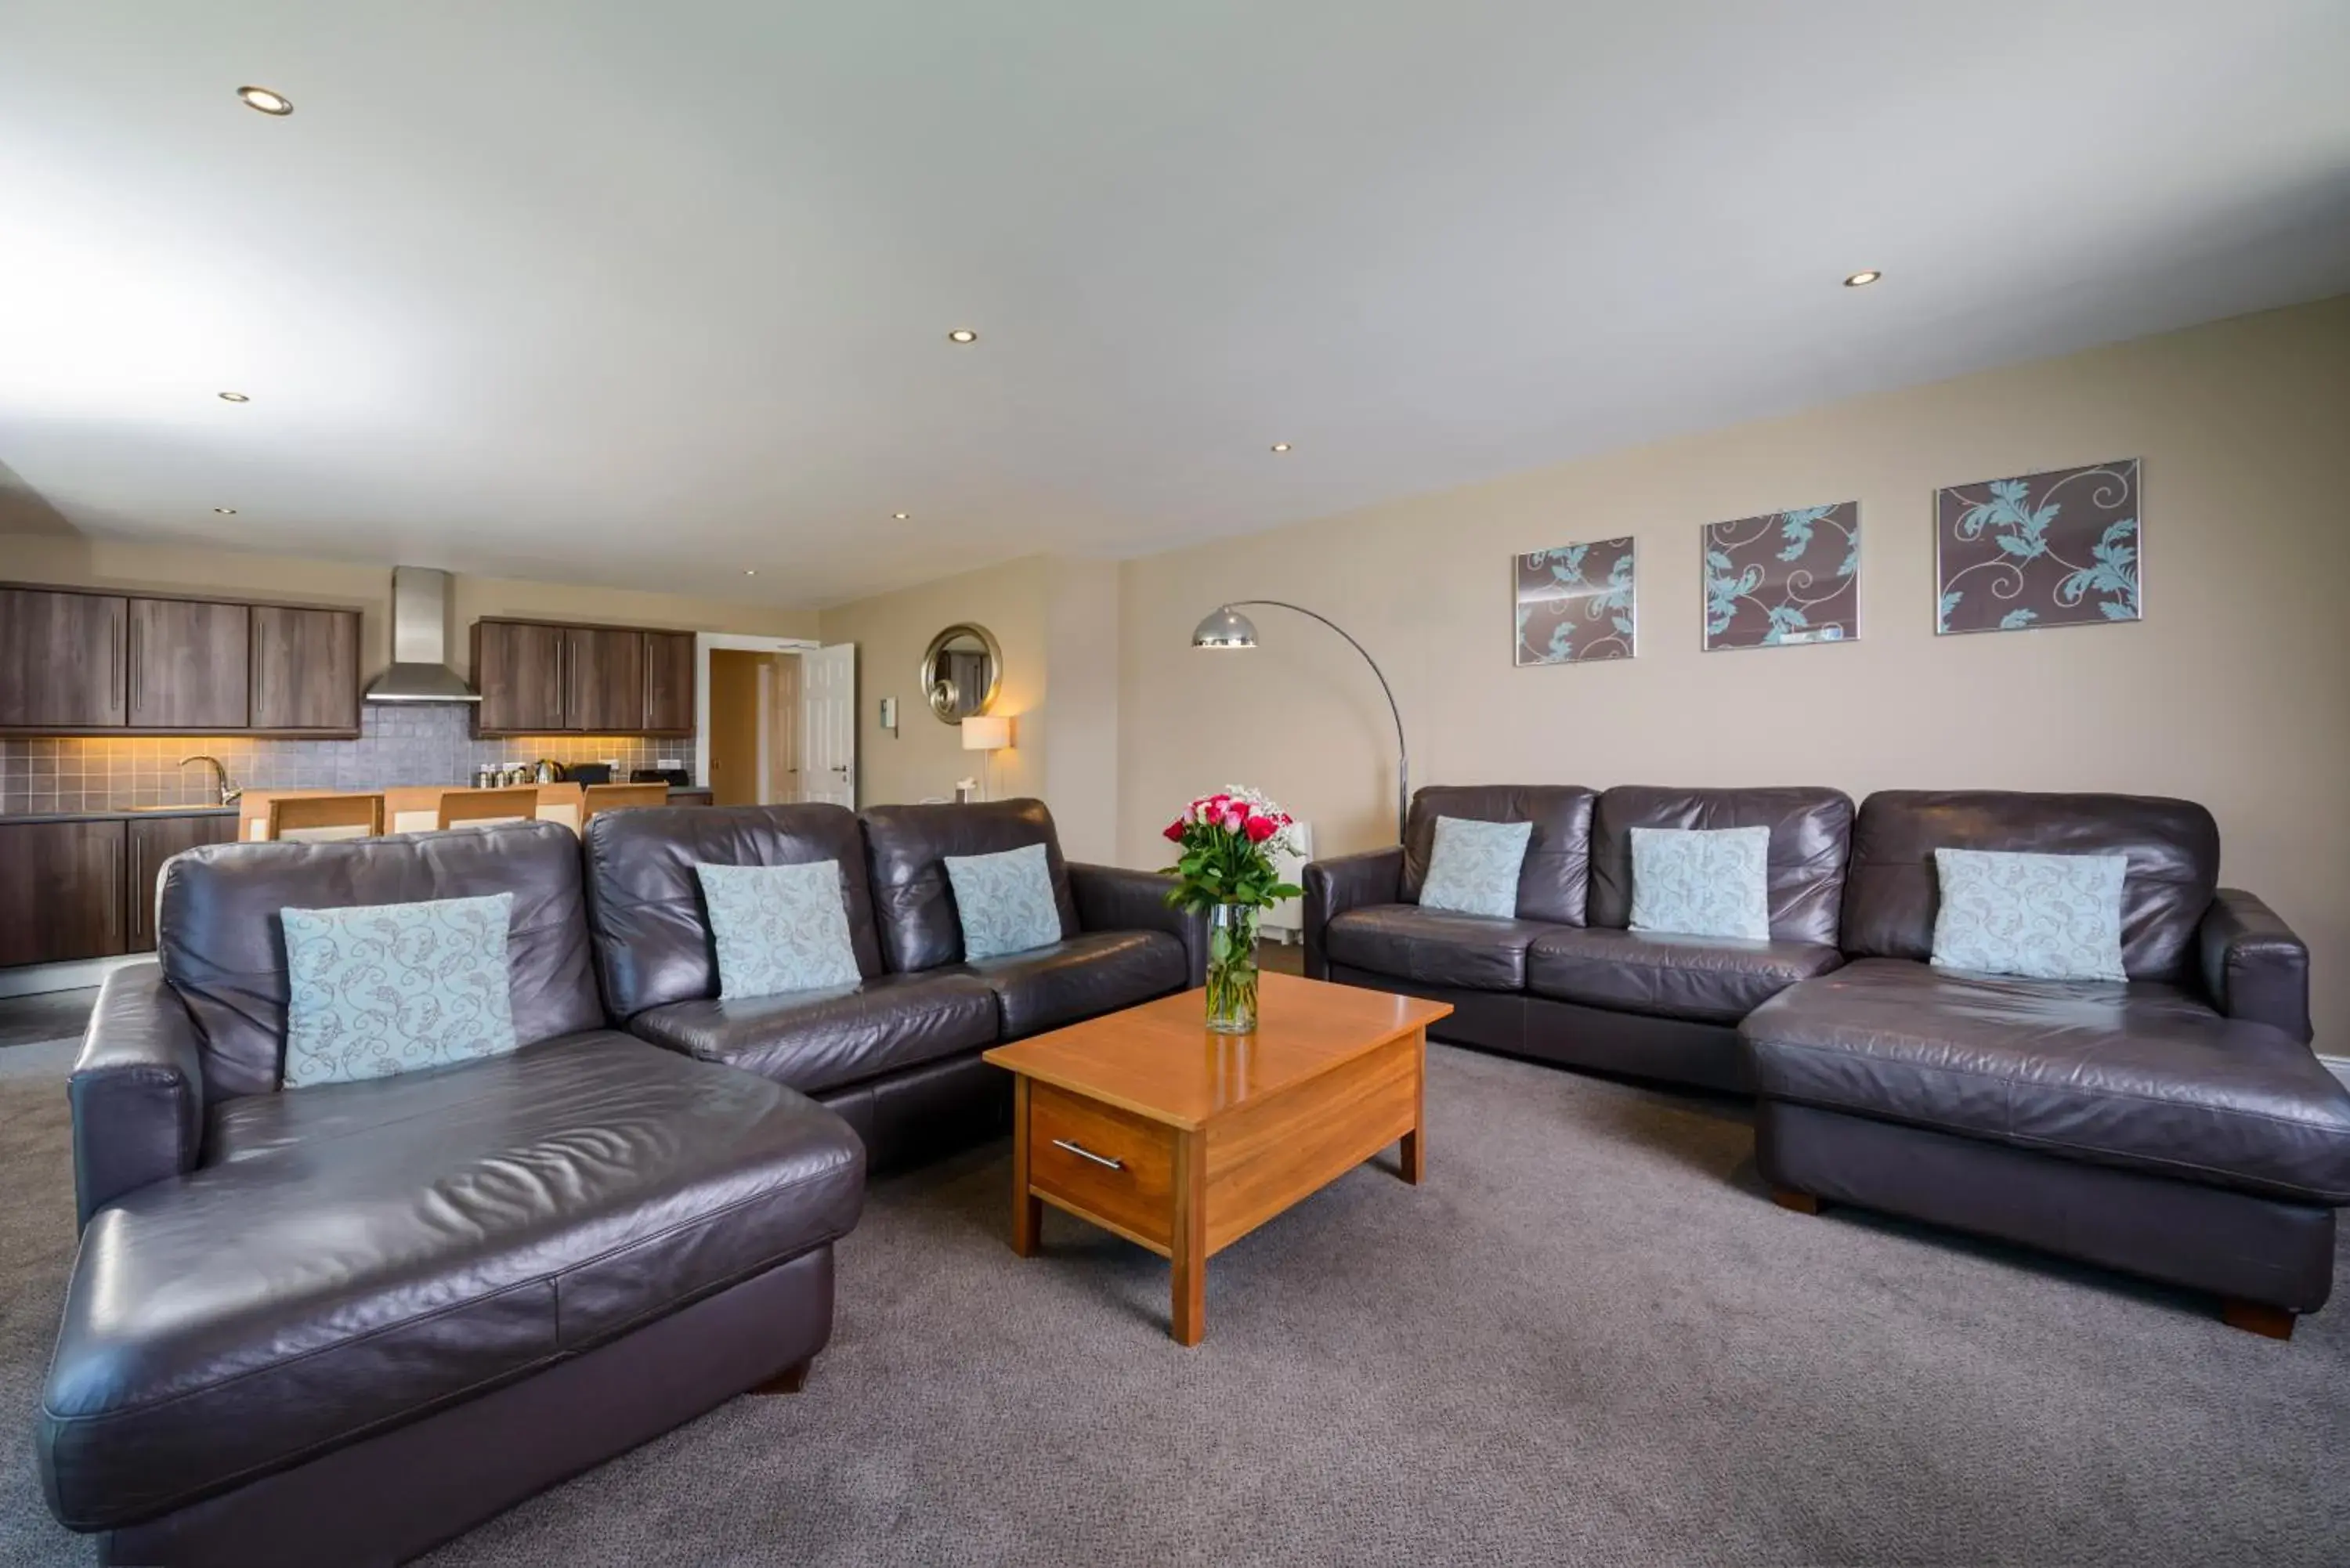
[
  {"left": 1307, "top": 784, "right": 2350, "bottom": 1337},
  {"left": 41, "top": 799, "right": 1200, "bottom": 1566}
]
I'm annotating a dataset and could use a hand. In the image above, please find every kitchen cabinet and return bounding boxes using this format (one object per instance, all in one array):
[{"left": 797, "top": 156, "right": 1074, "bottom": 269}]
[
  {"left": 128, "top": 597, "right": 249, "bottom": 730},
  {"left": 472, "top": 618, "right": 696, "bottom": 737},
  {"left": 125, "top": 814, "right": 241, "bottom": 952},
  {"left": 473, "top": 620, "right": 570, "bottom": 732},
  {"left": 565, "top": 627, "right": 645, "bottom": 733},
  {"left": 0, "top": 582, "right": 360, "bottom": 738},
  {"left": 249, "top": 605, "right": 362, "bottom": 733},
  {"left": 0, "top": 587, "right": 126, "bottom": 728},
  {"left": 0, "top": 820, "right": 125, "bottom": 967},
  {"left": 643, "top": 630, "right": 696, "bottom": 735}
]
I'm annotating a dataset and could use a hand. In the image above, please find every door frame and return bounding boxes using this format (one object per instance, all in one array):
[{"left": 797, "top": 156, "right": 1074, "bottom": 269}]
[{"left": 693, "top": 633, "right": 820, "bottom": 791}]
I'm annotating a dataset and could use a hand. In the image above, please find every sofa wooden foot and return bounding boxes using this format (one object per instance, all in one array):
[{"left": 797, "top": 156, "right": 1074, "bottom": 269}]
[
  {"left": 1770, "top": 1187, "right": 1820, "bottom": 1215},
  {"left": 749, "top": 1357, "right": 813, "bottom": 1394},
  {"left": 2220, "top": 1299, "right": 2294, "bottom": 1340}
]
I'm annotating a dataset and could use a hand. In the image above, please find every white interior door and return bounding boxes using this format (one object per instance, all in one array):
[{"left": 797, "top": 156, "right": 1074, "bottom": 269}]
[{"left": 801, "top": 643, "right": 857, "bottom": 807}]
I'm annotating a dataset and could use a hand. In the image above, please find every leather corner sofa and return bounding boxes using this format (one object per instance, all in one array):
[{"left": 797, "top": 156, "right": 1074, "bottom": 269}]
[
  {"left": 42, "top": 799, "right": 1198, "bottom": 1566},
  {"left": 1305, "top": 785, "right": 2350, "bottom": 1336},
  {"left": 583, "top": 797, "right": 1204, "bottom": 1169}
]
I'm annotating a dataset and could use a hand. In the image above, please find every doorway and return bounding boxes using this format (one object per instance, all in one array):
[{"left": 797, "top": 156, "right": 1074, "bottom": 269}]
[{"left": 706, "top": 649, "right": 808, "bottom": 807}]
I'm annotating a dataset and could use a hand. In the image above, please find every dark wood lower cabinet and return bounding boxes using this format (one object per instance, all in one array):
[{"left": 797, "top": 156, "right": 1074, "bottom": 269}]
[
  {"left": 125, "top": 815, "right": 241, "bottom": 953},
  {"left": 0, "top": 821, "right": 126, "bottom": 967}
]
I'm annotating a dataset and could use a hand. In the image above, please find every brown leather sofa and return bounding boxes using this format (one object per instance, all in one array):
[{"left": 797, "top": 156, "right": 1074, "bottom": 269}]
[
  {"left": 1306, "top": 784, "right": 2350, "bottom": 1334},
  {"left": 1307, "top": 784, "right": 1856, "bottom": 1093},
  {"left": 1741, "top": 790, "right": 2350, "bottom": 1338},
  {"left": 42, "top": 822, "right": 867, "bottom": 1566},
  {"left": 583, "top": 798, "right": 1204, "bottom": 1168}
]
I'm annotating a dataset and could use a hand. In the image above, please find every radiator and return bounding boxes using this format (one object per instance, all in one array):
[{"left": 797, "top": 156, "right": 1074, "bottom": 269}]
[{"left": 1261, "top": 820, "right": 1314, "bottom": 942}]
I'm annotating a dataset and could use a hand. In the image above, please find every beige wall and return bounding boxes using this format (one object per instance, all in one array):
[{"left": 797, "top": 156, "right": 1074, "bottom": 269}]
[
  {"left": 815, "top": 553, "right": 1121, "bottom": 862},
  {"left": 1116, "top": 296, "right": 2350, "bottom": 1039},
  {"left": 0, "top": 533, "right": 818, "bottom": 679}
]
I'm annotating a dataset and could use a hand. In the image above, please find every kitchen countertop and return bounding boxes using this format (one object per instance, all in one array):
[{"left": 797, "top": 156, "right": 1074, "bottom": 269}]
[{"left": 0, "top": 805, "right": 242, "bottom": 825}]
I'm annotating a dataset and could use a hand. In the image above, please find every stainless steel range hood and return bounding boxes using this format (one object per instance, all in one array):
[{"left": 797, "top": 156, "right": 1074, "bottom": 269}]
[{"left": 363, "top": 567, "right": 481, "bottom": 703}]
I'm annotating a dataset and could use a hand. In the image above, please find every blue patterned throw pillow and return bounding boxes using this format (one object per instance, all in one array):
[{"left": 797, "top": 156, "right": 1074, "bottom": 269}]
[
  {"left": 280, "top": 893, "right": 518, "bottom": 1088},
  {"left": 1629, "top": 826, "right": 1771, "bottom": 941},
  {"left": 1931, "top": 848, "right": 2127, "bottom": 981},
  {"left": 1418, "top": 816, "right": 1533, "bottom": 918},
  {"left": 696, "top": 861, "right": 864, "bottom": 999},
  {"left": 943, "top": 842, "right": 1064, "bottom": 960}
]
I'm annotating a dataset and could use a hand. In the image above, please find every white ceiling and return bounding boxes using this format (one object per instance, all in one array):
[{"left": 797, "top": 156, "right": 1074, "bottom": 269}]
[{"left": 3, "top": 2, "right": 2347, "bottom": 608}]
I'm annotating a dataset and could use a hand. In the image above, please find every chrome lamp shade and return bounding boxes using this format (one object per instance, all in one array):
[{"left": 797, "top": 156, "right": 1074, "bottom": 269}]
[{"left": 1191, "top": 606, "right": 1260, "bottom": 649}]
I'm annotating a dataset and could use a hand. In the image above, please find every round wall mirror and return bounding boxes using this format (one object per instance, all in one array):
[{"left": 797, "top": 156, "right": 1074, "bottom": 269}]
[{"left": 920, "top": 623, "right": 1003, "bottom": 724}]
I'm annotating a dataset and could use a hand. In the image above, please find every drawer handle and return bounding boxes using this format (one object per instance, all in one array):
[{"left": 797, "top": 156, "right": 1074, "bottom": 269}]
[{"left": 1050, "top": 1138, "right": 1124, "bottom": 1171}]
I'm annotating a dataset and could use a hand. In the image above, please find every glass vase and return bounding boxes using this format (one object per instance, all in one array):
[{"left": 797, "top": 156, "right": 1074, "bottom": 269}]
[{"left": 1205, "top": 902, "right": 1260, "bottom": 1035}]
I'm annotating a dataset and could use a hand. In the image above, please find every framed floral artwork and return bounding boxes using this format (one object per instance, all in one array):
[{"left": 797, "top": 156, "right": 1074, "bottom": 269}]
[
  {"left": 1702, "top": 501, "right": 1858, "bottom": 651},
  {"left": 1936, "top": 459, "right": 2141, "bottom": 634},
  {"left": 1514, "top": 537, "right": 1636, "bottom": 666}
]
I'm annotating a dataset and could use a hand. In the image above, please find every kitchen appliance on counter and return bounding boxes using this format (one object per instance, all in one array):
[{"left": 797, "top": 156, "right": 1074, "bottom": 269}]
[
  {"left": 566, "top": 763, "right": 613, "bottom": 786},
  {"left": 631, "top": 767, "right": 691, "bottom": 787},
  {"left": 532, "top": 759, "right": 566, "bottom": 783}
]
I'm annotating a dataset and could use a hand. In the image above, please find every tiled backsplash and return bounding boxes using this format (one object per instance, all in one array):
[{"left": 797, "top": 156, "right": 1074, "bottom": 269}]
[{"left": 0, "top": 704, "right": 691, "bottom": 815}]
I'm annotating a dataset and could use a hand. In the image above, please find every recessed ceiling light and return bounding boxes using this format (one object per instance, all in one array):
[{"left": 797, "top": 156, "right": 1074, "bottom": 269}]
[
  {"left": 892, "top": 511, "right": 909, "bottom": 520},
  {"left": 1843, "top": 269, "right": 1883, "bottom": 287},
  {"left": 217, "top": 391, "right": 250, "bottom": 402},
  {"left": 237, "top": 85, "right": 293, "bottom": 116},
  {"left": 743, "top": 569, "right": 757, "bottom": 576},
  {"left": 946, "top": 328, "right": 978, "bottom": 345},
  {"left": 213, "top": 507, "right": 238, "bottom": 515},
  {"left": 1270, "top": 442, "right": 1292, "bottom": 453}
]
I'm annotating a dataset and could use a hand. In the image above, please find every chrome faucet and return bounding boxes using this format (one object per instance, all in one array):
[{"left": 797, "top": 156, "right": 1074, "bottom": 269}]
[{"left": 179, "top": 754, "right": 242, "bottom": 806}]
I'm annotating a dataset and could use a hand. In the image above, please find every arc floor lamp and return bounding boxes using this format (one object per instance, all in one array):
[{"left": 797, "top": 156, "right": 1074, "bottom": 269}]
[{"left": 1191, "top": 601, "right": 1409, "bottom": 843}]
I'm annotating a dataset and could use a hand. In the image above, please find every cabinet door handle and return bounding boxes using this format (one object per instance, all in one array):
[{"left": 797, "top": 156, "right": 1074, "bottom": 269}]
[
  {"left": 1050, "top": 1138, "right": 1125, "bottom": 1171},
  {"left": 128, "top": 833, "right": 144, "bottom": 941},
  {"left": 110, "top": 611, "right": 121, "bottom": 713},
  {"left": 129, "top": 616, "right": 142, "bottom": 714}
]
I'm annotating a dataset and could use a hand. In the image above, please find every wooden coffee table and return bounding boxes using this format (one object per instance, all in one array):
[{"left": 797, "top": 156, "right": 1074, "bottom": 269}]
[{"left": 983, "top": 971, "right": 1452, "bottom": 1345}]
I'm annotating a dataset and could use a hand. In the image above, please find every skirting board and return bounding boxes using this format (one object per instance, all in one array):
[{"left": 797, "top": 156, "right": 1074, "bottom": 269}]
[{"left": 0, "top": 955, "right": 146, "bottom": 1000}]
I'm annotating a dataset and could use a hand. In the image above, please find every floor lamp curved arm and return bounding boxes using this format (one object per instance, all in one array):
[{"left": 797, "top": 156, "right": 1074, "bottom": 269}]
[{"left": 1191, "top": 599, "right": 1410, "bottom": 844}]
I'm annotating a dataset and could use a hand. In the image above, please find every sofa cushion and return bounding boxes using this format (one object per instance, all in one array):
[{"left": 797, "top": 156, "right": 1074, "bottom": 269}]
[
  {"left": 38, "top": 1031, "right": 864, "bottom": 1534},
  {"left": 629, "top": 970, "right": 1000, "bottom": 1093},
  {"left": 1628, "top": 826, "right": 1770, "bottom": 941},
  {"left": 1839, "top": 790, "right": 2218, "bottom": 983},
  {"left": 1589, "top": 785, "right": 1853, "bottom": 945},
  {"left": 696, "top": 860, "right": 865, "bottom": 999},
  {"left": 1740, "top": 958, "right": 2350, "bottom": 1203},
  {"left": 1324, "top": 905, "right": 1556, "bottom": 992},
  {"left": 1528, "top": 927, "right": 1843, "bottom": 1024},
  {"left": 1402, "top": 785, "right": 1596, "bottom": 927},
  {"left": 943, "top": 842, "right": 1065, "bottom": 959},
  {"left": 959, "top": 930, "right": 1188, "bottom": 1038},
  {"left": 860, "top": 799, "right": 1079, "bottom": 973},
  {"left": 1419, "top": 816, "right": 1535, "bottom": 918},
  {"left": 158, "top": 822, "right": 605, "bottom": 1100},
  {"left": 584, "top": 803, "right": 884, "bottom": 1019}
]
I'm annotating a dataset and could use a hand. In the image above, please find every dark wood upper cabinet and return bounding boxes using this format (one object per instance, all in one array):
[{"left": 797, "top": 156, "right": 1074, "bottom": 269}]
[
  {"left": 249, "top": 605, "right": 362, "bottom": 733},
  {"left": 472, "top": 620, "right": 570, "bottom": 733},
  {"left": 125, "top": 815, "right": 240, "bottom": 953},
  {"left": 566, "top": 627, "right": 645, "bottom": 734},
  {"left": 643, "top": 631, "right": 696, "bottom": 735},
  {"left": 127, "top": 597, "right": 249, "bottom": 730},
  {"left": 0, "top": 820, "right": 125, "bottom": 967},
  {"left": 0, "top": 587, "right": 126, "bottom": 728}
]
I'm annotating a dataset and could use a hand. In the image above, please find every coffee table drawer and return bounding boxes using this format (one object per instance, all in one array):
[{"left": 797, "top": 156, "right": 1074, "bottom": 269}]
[{"left": 1027, "top": 1083, "right": 1176, "bottom": 1252}]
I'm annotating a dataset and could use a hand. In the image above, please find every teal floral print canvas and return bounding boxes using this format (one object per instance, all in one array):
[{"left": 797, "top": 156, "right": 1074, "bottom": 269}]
[
  {"left": 1704, "top": 501, "right": 1858, "bottom": 651},
  {"left": 280, "top": 892, "right": 519, "bottom": 1088},
  {"left": 1515, "top": 537, "right": 1636, "bottom": 665},
  {"left": 1936, "top": 459, "right": 2141, "bottom": 634}
]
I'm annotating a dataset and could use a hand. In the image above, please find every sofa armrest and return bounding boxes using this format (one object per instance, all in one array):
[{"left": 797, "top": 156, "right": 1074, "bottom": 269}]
[
  {"left": 2198, "top": 889, "right": 2312, "bottom": 1042},
  {"left": 1068, "top": 863, "right": 1209, "bottom": 988},
  {"left": 1303, "top": 847, "right": 1405, "bottom": 981},
  {"left": 69, "top": 962, "right": 207, "bottom": 1231}
]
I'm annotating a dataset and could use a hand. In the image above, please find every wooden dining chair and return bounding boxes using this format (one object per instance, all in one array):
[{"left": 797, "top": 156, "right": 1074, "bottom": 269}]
[
  {"left": 267, "top": 793, "right": 385, "bottom": 843},
  {"left": 437, "top": 787, "right": 542, "bottom": 831},
  {"left": 580, "top": 782, "right": 669, "bottom": 824}
]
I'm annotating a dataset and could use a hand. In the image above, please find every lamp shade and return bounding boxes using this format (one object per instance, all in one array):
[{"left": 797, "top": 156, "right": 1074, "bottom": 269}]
[
  {"left": 961, "top": 714, "right": 1012, "bottom": 751},
  {"left": 1191, "top": 605, "right": 1259, "bottom": 649}
]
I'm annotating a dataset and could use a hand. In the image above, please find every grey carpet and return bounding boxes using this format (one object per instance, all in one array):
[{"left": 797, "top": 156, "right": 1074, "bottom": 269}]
[{"left": 3, "top": 1042, "right": 2346, "bottom": 1567}]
